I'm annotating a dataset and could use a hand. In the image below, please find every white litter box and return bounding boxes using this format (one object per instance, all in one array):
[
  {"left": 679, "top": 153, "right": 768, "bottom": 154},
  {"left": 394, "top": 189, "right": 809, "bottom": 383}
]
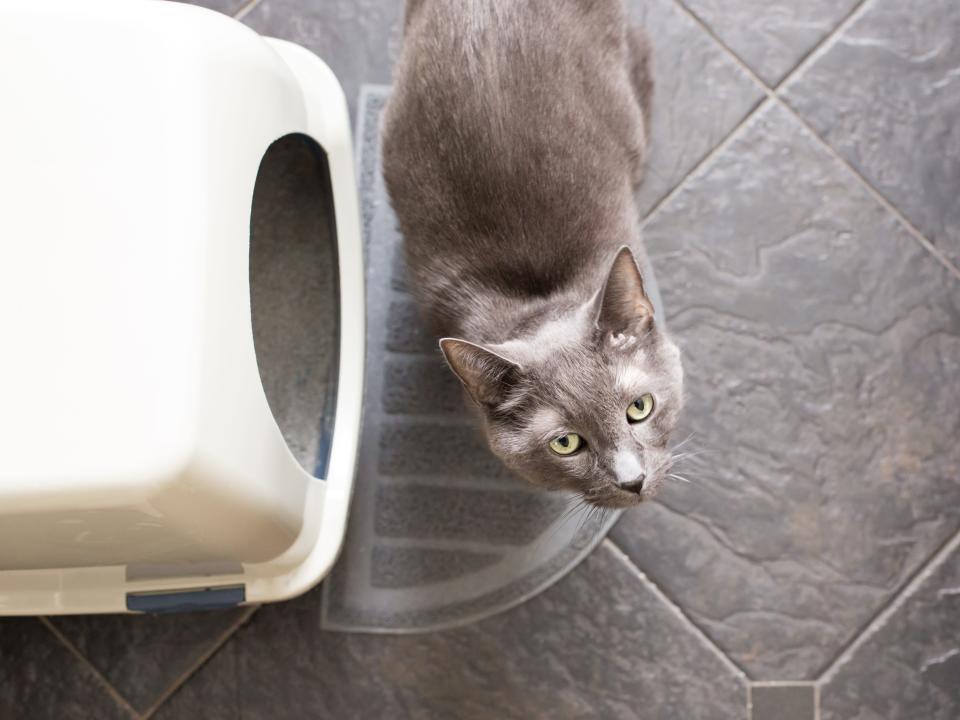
[{"left": 0, "top": 0, "right": 364, "bottom": 614}]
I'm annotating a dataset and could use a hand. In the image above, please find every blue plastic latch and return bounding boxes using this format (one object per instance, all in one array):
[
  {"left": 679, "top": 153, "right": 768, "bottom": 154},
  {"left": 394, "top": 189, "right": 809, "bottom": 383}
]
[{"left": 126, "top": 585, "right": 245, "bottom": 614}]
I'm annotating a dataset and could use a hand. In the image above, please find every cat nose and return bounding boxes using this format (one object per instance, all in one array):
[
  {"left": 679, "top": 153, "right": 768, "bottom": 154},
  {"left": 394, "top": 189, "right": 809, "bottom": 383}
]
[
  {"left": 619, "top": 473, "right": 646, "bottom": 492},
  {"left": 613, "top": 451, "right": 646, "bottom": 491}
]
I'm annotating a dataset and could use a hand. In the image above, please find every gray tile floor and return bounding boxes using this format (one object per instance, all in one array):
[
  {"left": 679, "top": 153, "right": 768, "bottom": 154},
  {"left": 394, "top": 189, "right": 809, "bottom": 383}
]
[{"left": 2, "top": 0, "right": 958, "bottom": 718}]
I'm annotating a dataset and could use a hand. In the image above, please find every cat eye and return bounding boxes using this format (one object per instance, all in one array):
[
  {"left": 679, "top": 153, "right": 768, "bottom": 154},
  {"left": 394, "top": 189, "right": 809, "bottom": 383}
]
[
  {"left": 549, "top": 433, "right": 582, "bottom": 456},
  {"left": 627, "top": 394, "right": 655, "bottom": 423}
]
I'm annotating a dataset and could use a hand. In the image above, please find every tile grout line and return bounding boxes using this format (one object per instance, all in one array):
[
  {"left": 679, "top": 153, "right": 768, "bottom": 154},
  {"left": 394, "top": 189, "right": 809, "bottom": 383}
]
[
  {"left": 671, "top": 0, "right": 873, "bottom": 98},
  {"left": 770, "top": 0, "right": 874, "bottom": 92},
  {"left": 670, "top": 0, "right": 960, "bottom": 284},
  {"left": 668, "top": 0, "right": 960, "bottom": 695},
  {"left": 141, "top": 605, "right": 260, "bottom": 719},
  {"left": 640, "top": 95, "right": 769, "bottom": 226},
  {"left": 232, "top": 0, "right": 262, "bottom": 21},
  {"left": 769, "top": 0, "right": 960, "bottom": 283},
  {"left": 642, "top": 0, "right": 871, "bottom": 228},
  {"left": 780, "top": 103, "right": 960, "bottom": 283},
  {"left": 750, "top": 681, "right": 817, "bottom": 687},
  {"left": 815, "top": 524, "right": 960, "bottom": 683},
  {"left": 603, "top": 538, "right": 750, "bottom": 681},
  {"left": 40, "top": 617, "right": 141, "bottom": 719}
]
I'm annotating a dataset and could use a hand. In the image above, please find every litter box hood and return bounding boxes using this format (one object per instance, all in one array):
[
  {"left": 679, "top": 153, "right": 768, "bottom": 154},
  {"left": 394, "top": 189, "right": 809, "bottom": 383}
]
[{"left": 0, "top": 1, "right": 363, "bottom": 613}]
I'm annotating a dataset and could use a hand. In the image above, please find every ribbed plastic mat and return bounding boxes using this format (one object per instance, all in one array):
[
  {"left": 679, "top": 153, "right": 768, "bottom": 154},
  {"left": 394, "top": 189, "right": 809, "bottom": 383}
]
[{"left": 321, "top": 86, "right": 663, "bottom": 632}]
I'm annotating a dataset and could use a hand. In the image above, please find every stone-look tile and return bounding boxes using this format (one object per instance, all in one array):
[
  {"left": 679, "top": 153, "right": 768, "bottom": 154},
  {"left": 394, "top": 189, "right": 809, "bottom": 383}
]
[
  {"left": 626, "top": 0, "right": 764, "bottom": 214},
  {"left": 783, "top": 0, "right": 960, "bottom": 267},
  {"left": 679, "top": 0, "right": 861, "bottom": 86},
  {"left": 0, "top": 618, "right": 131, "bottom": 720},
  {"left": 242, "top": 0, "right": 404, "bottom": 119},
  {"left": 156, "top": 545, "right": 746, "bottom": 720},
  {"left": 51, "top": 609, "right": 247, "bottom": 713},
  {"left": 750, "top": 684, "right": 815, "bottom": 720},
  {"left": 611, "top": 102, "right": 960, "bottom": 679},
  {"left": 821, "top": 535, "right": 960, "bottom": 720}
]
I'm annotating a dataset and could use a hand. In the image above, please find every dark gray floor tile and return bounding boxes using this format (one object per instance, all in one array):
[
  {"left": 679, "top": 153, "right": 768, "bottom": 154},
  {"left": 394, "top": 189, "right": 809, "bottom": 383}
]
[
  {"left": 154, "top": 638, "right": 241, "bottom": 720},
  {"left": 750, "top": 684, "right": 815, "bottom": 720},
  {"left": 782, "top": 0, "right": 960, "bottom": 267},
  {"left": 820, "top": 537, "right": 960, "bottom": 720},
  {"left": 242, "top": 0, "right": 404, "bottom": 119},
  {"left": 0, "top": 618, "right": 131, "bottom": 720},
  {"left": 626, "top": 0, "right": 765, "bottom": 215},
  {"left": 679, "top": 0, "right": 861, "bottom": 86},
  {"left": 611, "top": 101, "right": 960, "bottom": 679},
  {"left": 821, "top": 533, "right": 960, "bottom": 720},
  {"left": 51, "top": 609, "right": 247, "bottom": 713},
  {"left": 155, "top": 544, "right": 746, "bottom": 720}
]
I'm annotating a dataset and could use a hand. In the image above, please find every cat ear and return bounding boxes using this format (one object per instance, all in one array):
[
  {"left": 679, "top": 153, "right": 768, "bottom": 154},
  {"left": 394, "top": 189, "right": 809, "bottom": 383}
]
[
  {"left": 439, "top": 338, "right": 521, "bottom": 408},
  {"left": 594, "top": 246, "right": 655, "bottom": 337}
]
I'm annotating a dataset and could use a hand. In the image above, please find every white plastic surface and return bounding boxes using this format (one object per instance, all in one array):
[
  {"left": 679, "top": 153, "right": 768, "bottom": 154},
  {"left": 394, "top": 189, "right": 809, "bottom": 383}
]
[{"left": 0, "top": 0, "right": 364, "bottom": 613}]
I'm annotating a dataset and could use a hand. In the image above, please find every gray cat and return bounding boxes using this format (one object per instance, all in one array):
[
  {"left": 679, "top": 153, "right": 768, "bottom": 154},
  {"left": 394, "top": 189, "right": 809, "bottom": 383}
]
[{"left": 382, "top": 0, "right": 684, "bottom": 508}]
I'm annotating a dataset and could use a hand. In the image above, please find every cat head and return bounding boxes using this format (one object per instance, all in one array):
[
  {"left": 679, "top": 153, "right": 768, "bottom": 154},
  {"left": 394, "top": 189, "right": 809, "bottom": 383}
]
[{"left": 440, "top": 246, "right": 684, "bottom": 508}]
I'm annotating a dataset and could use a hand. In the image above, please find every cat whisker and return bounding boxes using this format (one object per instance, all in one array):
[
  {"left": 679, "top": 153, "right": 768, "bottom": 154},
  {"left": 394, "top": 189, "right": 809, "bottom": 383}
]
[
  {"left": 670, "top": 450, "right": 708, "bottom": 463},
  {"left": 560, "top": 496, "right": 582, "bottom": 512},
  {"left": 651, "top": 456, "right": 680, "bottom": 476},
  {"left": 584, "top": 505, "right": 604, "bottom": 536},
  {"left": 555, "top": 495, "right": 588, "bottom": 523},
  {"left": 671, "top": 433, "right": 697, "bottom": 453},
  {"left": 577, "top": 498, "right": 607, "bottom": 534},
  {"left": 560, "top": 499, "right": 588, "bottom": 523},
  {"left": 534, "top": 495, "right": 590, "bottom": 550},
  {"left": 589, "top": 507, "right": 611, "bottom": 544},
  {"left": 667, "top": 473, "right": 692, "bottom": 484},
  {"left": 575, "top": 507, "right": 590, "bottom": 535}
]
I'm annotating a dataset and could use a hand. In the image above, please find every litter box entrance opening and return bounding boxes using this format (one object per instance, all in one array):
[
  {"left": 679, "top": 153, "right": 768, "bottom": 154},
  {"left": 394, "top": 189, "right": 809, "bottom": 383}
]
[{"left": 249, "top": 133, "right": 340, "bottom": 478}]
